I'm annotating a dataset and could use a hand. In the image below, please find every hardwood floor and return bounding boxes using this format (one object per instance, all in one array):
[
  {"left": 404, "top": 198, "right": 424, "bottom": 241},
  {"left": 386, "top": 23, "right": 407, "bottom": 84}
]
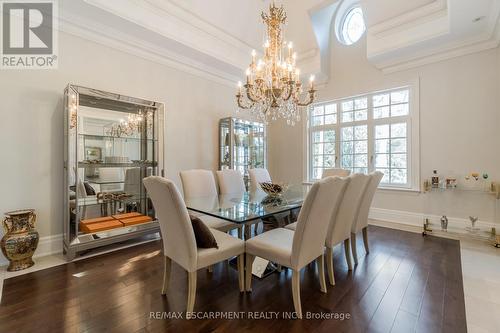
[{"left": 0, "top": 226, "right": 466, "bottom": 333}]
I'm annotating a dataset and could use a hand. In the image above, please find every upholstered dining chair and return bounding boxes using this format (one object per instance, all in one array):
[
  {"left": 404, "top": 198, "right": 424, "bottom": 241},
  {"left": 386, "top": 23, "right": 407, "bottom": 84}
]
[
  {"left": 143, "top": 176, "right": 245, "bottom": 313},
  {"left": 350, "top": 171, "right": 383, "bottom": 265},
  {"left": 285, "top": 173, "right": 370, "bottom": 286},
  {"left": 216, "top": 169, "right": 246, "bottom": 194},
  {"left": 216, "top": 169, "right": 262, "bottom": 239},
  {"left": 245, "top": 176, "right": 349, "bottom": 318},
  {"left": 248, "top": 168, "right": 271, "bottom": 192},
  {"left": 180, "top": 169, "right": 243, "bottom": 238},
  {"left": 322, "top": 168, "right": 351, "bottom": 178}
]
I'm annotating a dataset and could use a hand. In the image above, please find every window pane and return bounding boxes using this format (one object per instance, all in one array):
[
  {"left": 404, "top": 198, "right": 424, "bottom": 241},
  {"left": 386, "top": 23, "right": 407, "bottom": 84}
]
[
  {"left": 390, "top": 169, "right": 407, "bottom": 184},
  {"left": 342, "top": 111, "right": 354, "bottom": 123},
  {"left": 342, "top": 127, "right": 353, "bottom": 140},
  {"left": 325, "top": 104, "right": 337, "bottom": 114},
  {"left": 313, "top": 106, "right": 324, "bottom": 116},
  {"left": 391, "top": 123, "right": 407, "bottom": 138},
  {"left": 355, "top": 98, "right": 367, "bottom": 109},
  {"left": 373, "top": 106, "right": 390, "bottom": 119},
  {"left": 342, "top": 100, "right": 354, "bottom": 111},
  {"left": 355, "top": 110, "right": 367, "bottom": 121},
  {"left": 313, "top": 155, "right": 323, "bottom": 167},
  {"left": 324, "top": 143, "right": 335, "bottom": 154},
  {"left": 373, "top": 93, "right": 389, "bottom": 107},
  {"left": 313, "top": 168, "right": 322, "bottom": 179},
  {"left": 391, "top": 154, "right": 407, "bottom": 168},
  {"left": 354, "top": 140, "right": 367, "bottom": 153},
  {"left": 312, "top": 131, "right": 321, "bottom": 143},
  {"left": 375, "top": 124, "right": 390, "bottom": 139},
  {"left": 325, "top": 114, "right": 336, "bottom": 125},
  {"left": 324, "top": 130, "right": 335, "bottom": 142},
  {"left": 324, "top": 155, "right": 334, "bottom": 167},
  {"left": 313, "top": 143, "right": 323, "bottom": 154},
  {"left": 375, "top": 154, "right": 389, "bottom": 168},
  {"left": 391, "top": 104, "right": 408, "bottom": 117},
  {"left": 354, "top": 125, "right": 367, "bottom": 140},
  {"left": 354, "top": 167, "right": 367, "bottom": 174},
  {"left": 391, "top": 138, "right": 406, "bottom": 153},
  {"left": 391, "top": 90, "right": 409, "bottom": 104},
  {"left": 375, "top": 139, "right": 389, "bottom": 153},
  {"left": 342, "top": 141, "right": 353, "bottom": 154},
  {"left": 377, "top": 169, "right": 390, "bottom": 183},
  {"left": 354, "top": 154, "right": 367, "bottom": 167},
  {"left": 312, "top": 116, "right": 323, "bottom": 126},
  {"left": 342, "top": 154, "right": 353, "bottom": 167}
]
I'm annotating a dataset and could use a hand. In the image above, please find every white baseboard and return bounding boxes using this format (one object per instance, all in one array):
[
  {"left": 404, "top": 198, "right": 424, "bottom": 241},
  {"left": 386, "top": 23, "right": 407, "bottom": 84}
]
[{"left": 0, "top": 234, "right": 63, "bottom": 267}]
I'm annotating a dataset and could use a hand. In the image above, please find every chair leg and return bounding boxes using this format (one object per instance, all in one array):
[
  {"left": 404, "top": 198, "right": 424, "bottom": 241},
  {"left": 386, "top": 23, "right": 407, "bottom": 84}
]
[
  {"left": 207, "top": 265, "right": 213, "bottom": 273},
  {"left": 326, "top": 247, "right": 335, "bottom": 286},
  {"left": 244, "top": 225, "right": 251, "bottom": 240},
  {"left": 161, "top": 256, "right": 172, "bottom": 295},
  {"left": 292, "top": 269, "right": 302, "bottom": 319},
  {"left": 245, "top": 253, "right": 255, "bottom": 292},
  {"left": 187, "top": 271, "right": 197, "bottom": 313},
  {"left": 344, "top": 239, "right": 353, "bottom": 271},
  {"left": 237, "top": 227, "right": 243, "bottom": 239},
  {"left": 237, "top": 254, "right": 244, "bottom": 292},
  {"left": 362, "top": 227, "right": 369, "bottom": 253},
  {"left": 351, "top": 232, "right": 359, "bottom": 265},
  {"left": 317, "top": 255, "right": 327, "bottom": 293}
]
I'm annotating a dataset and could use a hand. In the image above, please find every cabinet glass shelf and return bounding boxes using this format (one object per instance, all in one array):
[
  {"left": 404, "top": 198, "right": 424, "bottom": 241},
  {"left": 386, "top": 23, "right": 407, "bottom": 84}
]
[{"left": 64, "top": 84, "right": 165, "bottom": 260}]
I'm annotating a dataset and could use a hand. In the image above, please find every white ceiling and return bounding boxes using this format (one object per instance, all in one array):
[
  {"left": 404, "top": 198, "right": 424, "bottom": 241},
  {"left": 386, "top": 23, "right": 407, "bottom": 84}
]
[{"left": 58, "top": 0, "right": 500, "bottom": 85}]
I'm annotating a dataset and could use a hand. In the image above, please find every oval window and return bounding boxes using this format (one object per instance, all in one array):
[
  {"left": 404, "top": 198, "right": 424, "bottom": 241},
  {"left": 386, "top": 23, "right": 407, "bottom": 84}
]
[{"left": 340, "top": 6, "right": 366, "bottom": 45}]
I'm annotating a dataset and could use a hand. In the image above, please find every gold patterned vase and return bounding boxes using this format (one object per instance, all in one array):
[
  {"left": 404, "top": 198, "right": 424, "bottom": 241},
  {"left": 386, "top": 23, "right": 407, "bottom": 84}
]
[{"left": 1, "top": 209, "right": 39, "bottom": 271}]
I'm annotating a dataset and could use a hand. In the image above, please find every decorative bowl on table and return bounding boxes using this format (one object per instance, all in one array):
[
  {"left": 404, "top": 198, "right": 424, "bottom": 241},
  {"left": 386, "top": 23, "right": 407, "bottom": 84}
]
[{"left": 259, "top": 182, "right": 288, "bottom": 197}]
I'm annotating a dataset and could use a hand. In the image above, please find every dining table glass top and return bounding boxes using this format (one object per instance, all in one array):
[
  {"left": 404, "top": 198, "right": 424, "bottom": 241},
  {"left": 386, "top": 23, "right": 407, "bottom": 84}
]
[{"left": 184, "top": 184, "right": 312, "bottom": 223}]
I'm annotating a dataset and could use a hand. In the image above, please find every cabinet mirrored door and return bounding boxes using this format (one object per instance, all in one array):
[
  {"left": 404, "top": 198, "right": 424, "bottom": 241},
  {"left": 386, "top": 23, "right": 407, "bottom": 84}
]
[
  {"left": 64, "top": 85, "right": 164, "bottom": 260},
  {"left": 219, "top": 117, "right": 266, "bottom": 188}
]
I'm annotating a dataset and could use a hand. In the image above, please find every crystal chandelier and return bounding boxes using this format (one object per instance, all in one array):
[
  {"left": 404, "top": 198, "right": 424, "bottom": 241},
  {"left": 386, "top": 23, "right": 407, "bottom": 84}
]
[
  {"left": 236, "top": 2, "right": 317, "bottom": 126},
  {"left": 106, "top": 109, "right": 153, "bottom": 138}
]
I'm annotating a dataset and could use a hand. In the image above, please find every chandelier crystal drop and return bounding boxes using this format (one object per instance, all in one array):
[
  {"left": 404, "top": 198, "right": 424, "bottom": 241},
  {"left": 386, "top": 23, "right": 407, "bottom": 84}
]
[{"left": 236, "top": 2, "right": 317, "bottom": 126}]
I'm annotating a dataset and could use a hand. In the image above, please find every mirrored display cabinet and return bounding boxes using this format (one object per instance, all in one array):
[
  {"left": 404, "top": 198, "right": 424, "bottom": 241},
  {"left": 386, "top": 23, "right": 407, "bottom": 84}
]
[
  {"left": 219, "top": 117, "right": 266, "bottom": 188},
  {"left": 64, "top": 85, "right": 165, "bottom": 260}
]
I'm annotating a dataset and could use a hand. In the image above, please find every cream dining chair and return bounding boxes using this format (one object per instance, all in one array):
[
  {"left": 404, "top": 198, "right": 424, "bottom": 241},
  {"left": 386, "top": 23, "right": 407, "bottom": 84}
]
[
  {"left": 350, "top": 171, "right": 383, "bottom": 265},
  {"left": 248, "top": 168, "right": 271, "bottom": 192},
  {"left": 143, "top": 176, "right": 245, "bottom": 313},
  {"left": 245, "top": 176, "right": 349, "bottom": 318},
  {"left": 322, "top": 168, "right": 351, "bottom": 178},
  {"left": 285, "top": 173, "right": 370, "bottom": 286},
  {"left": 180, "top": 169, "right": 243, "bottom": 239}
]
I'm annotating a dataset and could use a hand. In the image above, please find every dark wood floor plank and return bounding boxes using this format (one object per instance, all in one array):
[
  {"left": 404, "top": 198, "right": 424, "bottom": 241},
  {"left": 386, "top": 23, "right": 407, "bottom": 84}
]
[{"left": 0, "top": 226, "right": 466, "bottom": 332}]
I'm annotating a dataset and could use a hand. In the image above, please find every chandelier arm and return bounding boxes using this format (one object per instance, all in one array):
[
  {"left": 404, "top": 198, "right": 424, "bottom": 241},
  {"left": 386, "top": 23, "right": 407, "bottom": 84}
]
[
  {"left": 297, "top": 90, "right": 317, "bottom": 107},
  {"left": 236, "top": 94, "right": 255, "bottom": 109}
]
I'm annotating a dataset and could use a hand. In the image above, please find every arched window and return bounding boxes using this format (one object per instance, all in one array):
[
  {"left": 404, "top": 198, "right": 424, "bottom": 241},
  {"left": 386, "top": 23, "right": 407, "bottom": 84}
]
[{"left": 338, "top": 6, "right": 365, "bottom": 45}]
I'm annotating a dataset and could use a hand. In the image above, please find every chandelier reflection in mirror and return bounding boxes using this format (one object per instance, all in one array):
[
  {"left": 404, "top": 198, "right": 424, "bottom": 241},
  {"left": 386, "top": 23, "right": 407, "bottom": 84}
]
[
  {"left": 236, "top": 2, "right": 316, "bottom": 126},
  {"left": 106, "top": 109, "right": 154, "bottom": 138}
]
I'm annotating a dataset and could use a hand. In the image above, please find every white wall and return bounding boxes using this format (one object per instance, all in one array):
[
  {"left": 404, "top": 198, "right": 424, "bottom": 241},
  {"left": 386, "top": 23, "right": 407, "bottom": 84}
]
[
  {"left": 0, "top": 32, "right": 238, "bottom": 261},
  {"left": 269, "top": 34, "right": 500, "bottom": 223}
]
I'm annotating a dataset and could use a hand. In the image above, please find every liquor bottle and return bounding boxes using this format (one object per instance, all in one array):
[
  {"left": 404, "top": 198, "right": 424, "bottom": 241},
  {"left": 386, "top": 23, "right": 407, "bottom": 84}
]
[{"left": 431, "top": 170, "right": 439, "bottom": 188}]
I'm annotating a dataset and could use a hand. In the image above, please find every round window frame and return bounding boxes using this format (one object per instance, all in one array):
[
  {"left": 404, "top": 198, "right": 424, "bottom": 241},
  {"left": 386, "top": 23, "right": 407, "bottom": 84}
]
[{"left": 335, "top": 1, "right": 366, "bottom": 46}]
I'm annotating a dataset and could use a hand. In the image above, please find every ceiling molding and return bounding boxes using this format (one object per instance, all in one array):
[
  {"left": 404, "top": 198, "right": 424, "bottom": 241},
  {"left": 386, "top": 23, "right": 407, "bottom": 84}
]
[
  {"left": 59, "top": 11, "right": 240, "bottom": 88},
  {"left": 369, "top": 0, "right": 447, "bottom": 35}
]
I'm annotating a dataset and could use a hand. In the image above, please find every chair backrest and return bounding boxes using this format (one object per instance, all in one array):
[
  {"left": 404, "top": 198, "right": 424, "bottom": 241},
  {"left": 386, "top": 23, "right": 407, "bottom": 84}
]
[
  {"left": 248, "top": 168, "right": 271, "bottom": 192},
  {"left": 179, "top": 169, "right": 218, "bottom": 198},
  {"left": 326, "top": 173, "right": 371, "bottom": 247},
  {"left": 216, "top": 169, "right": 246, "bottom": 195},
  {"left": 352, "top": 171, "right": 383, "bottom": 233},
  {"left": 291, "top": 177, "right": 350, "bottom": 270},
  {"left": 143, "top": 176, "right": 197, "bottom": 272},
  {"left": 322, "top": 168, "right": 351, "bottom": 178}
]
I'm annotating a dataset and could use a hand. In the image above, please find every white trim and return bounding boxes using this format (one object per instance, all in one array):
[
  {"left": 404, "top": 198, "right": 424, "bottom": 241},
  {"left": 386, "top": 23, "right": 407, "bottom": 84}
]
[{"left": 0, "top": 234, "right": 63, "bottom": 267}]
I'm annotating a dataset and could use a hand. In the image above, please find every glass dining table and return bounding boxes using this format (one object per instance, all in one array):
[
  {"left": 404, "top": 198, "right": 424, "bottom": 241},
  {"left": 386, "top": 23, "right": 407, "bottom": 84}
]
[
  {"left": 184, "top": 184, "right": 312, "bottom": 225},
  {"left": 185, "top": 184, "right": 312, "bottom": 278}
]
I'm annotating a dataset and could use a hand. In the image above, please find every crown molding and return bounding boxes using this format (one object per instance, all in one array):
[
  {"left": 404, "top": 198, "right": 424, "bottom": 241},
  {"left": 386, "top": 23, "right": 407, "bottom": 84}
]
[{"left": 59, "top": 12, "right": 240, "bottom": 88}]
